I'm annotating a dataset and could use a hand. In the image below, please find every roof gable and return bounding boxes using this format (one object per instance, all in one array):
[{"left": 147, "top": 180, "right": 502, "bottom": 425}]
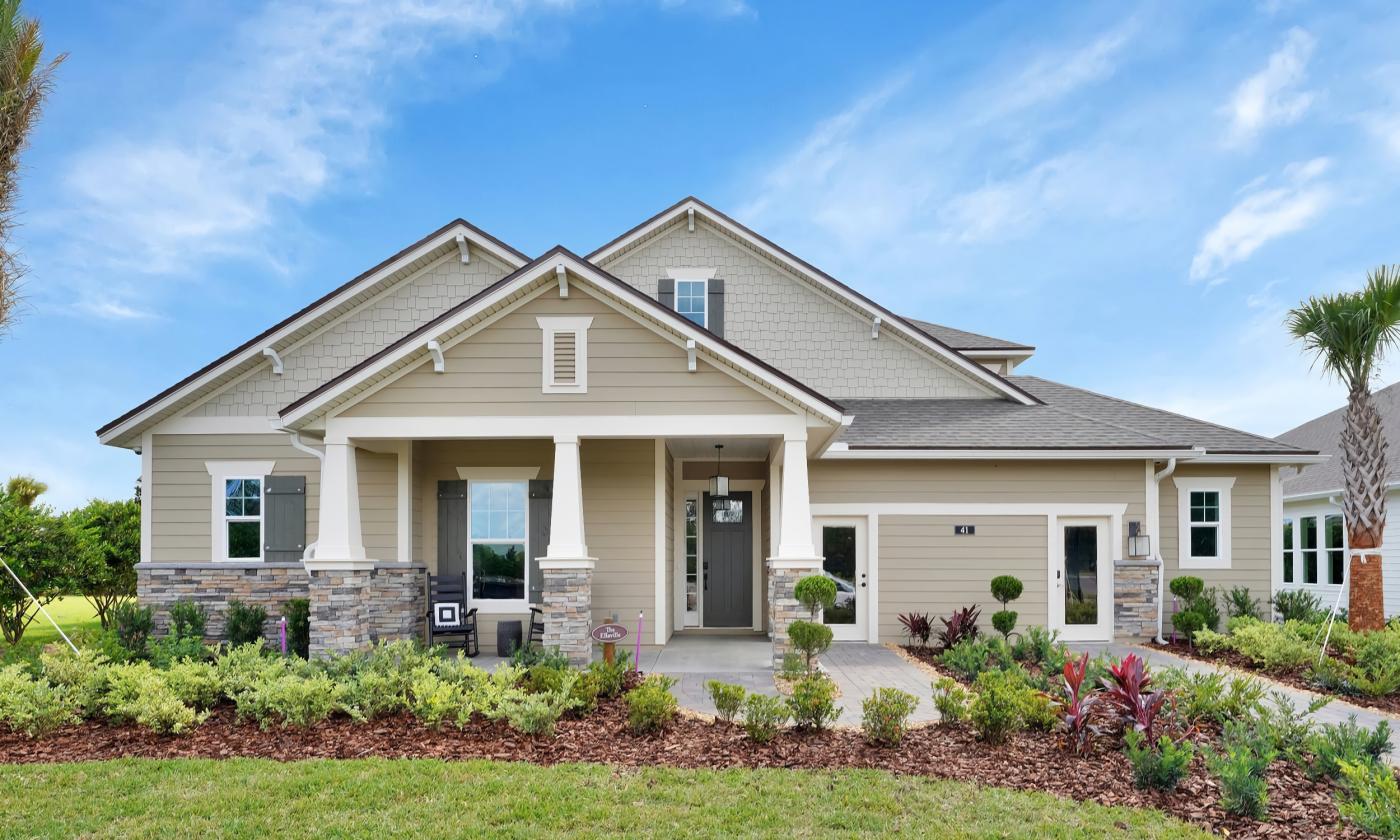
[{"left": 1278, "top": 380, "right": 1400, "bottom": 496}]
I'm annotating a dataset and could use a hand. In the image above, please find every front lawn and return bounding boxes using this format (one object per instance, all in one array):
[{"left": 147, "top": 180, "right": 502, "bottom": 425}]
[
  {"left": 1, "top": 595, "right": 100, "bottom": 658},
  {"left": 0, "top": 758, "right": 1210, "bottom": 839}
]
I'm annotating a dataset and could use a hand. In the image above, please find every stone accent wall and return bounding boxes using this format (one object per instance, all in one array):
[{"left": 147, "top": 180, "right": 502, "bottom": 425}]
[
  {"left": 541, "top": 562, "right": 593, "bottom": 667},
  {"left": 138, "top": 562, "right": 308, "bottom": 646},
  {"left": 768, "top": 560, "right": 821, "bottom": 668},
  {"left": 308, "top": 568, "right": 371, "bottom": 657},
  {"left": 1114, "top": 560, "right": 1159, "bottom": 641},
  {"left": 364, "top": 564, "right": 426, "bottom": 644}
]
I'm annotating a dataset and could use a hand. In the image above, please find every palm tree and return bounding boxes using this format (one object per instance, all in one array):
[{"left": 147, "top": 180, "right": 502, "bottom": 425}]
[
  {"left": 0, "top": 0, "right": 63, "bottom": 335},
  {"left": 1287, "top": 265, "right": 1400, "bottom": 631}
]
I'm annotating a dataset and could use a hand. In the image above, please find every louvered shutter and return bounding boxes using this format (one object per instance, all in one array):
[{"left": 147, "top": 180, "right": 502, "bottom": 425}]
[
  {"left": 528, "top": 480, "right": 553, "bottom": 606},
  {"left": 262, "top": 475, "right": 306, "bottom": 563},
  {"left": 658, "top": 278, "right": 675, "bottom": 310},
  {"left": 552, "top": 331, "right": 577, "bottom": 385},
  {"left": 437, "top": 480, "right": 470, "bottom": 582},
  {"left": 707, "top": 278, "right": 725, "bottom": 338}
]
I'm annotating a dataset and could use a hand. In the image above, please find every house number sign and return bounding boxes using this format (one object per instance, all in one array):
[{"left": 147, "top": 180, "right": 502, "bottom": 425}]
[{"left": 953, "top": 525, "right": 976, "bottom": 535}]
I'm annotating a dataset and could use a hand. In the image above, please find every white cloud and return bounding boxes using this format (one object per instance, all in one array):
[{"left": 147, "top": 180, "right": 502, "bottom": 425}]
[
  {"left": 59, "top": 0, "right": 574, "bottom": 278},
  {"left": 73, "top": 298, "right": 158, "bottom": 321},
  {"left": 658, "top": 0, "right": 754, "bottom": 18},
  {"left": 1189, "top": 157, "right": 1332, "bottom": 282},
  {"left": 1223, "top": 27, "right": 1316, "bottom": 146}
]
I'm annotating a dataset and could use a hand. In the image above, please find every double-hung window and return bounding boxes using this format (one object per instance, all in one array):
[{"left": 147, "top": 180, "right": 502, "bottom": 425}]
[
  {"left": 1174, "top": 477, "right": 1234, "bottom": 569},
  {"left": 1325, "top": 514, "right": 1345, "bottom": 585},
  {"left": 224, "top": 478, "right": 262, "bottom": 560},
  {"left": 676, "top": 279, "right": 707, "bottom": 328},
  {"left": 1282, "top": 517, "right": 1295, "bottom": 583},
  {"left": 469, "top": 480, "right": 528, "bottom": 603}
]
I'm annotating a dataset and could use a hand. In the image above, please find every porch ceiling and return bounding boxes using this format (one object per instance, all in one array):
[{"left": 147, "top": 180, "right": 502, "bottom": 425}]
[{"left": 666, "top": 438, "right": 772, "bottom": 460}]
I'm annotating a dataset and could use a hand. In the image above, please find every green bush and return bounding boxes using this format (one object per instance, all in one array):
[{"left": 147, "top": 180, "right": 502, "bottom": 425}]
[
  {"left": 1308, "top": 716, "right": 1393, "bottom": 781},
  {"left": 1169, "top": 576, "right": 1204, "bottom": 603},
  {"left": 38, "top": 648, "right": 111, "bottom": 716},
  {"left": 498, "top": 671, "right": 579, "bottom": 737},
  {"left": 778, "top": 652, "right": 806, "bottom": 679},
  {"left": 1208, "top": 740, "right": 1272, "bottom": 819},
  {"left": 111, "top": 601, "right": 153, "bottom": 659},
  {"left": 225, "top": 600, "right": 268, "bottom": 648},
  {"left": 1171, "top": 608, "right": 1206, "bottom": 645},
  {"left": 931, "top": 676, "right": 970, "bottom": 724},
  {"left": 861, "top": 687, "right": 919, "bottom": 747},
  {"left": 1249, "top": 691, "right": 1327, "bottom": 766},
  {"left": 214, "top": 643, "right": 281, "bottom": 701},
  {"left": 938, "top": 637, "right": 1014, "bottom": 683},
  {"left": 585, "top": 651, "right": 631, "bottom": 699},
  {"left": 407, "top": 668, "right": 469, "bottom": 729},
  {"left": 742, "top": 693, "right": 790, "bottom": 743},
  {"left": 1011, "top": 626, "right": 1066, "bottom": 669},
  {"left": 990, "top": 575, "right": 1023, "bottom": 607},
  {"left": 794, "top": 575, "right": 837, "bottom": 617},
  {"left": 1019, "top": 689, "right": 1058, "bottom": 732},
  {"left": 787, "top": 674, "right": 839, "bottom": 730},
  {"left": 162, "top": 659, "right": 223, "bottom": 710},
  {"left": 1123, "top": 730, "right": 1194, "bottom": 792},
  {"left": 148, "top": 633, "right": 210, "bottom": 668},
  {"left": 341, "top": 669, "right": 411, "bottom": 721},
  {"left": 238, "top": 671, "right": 342, "bottom": 729},
  {"left": 1229, "top": 620, "right": 1319, "bottom": 672},
  {"left": 103, "top": 662, "right": 204, "bottom": 735},
  {"left": 1224, "top": 586, "right": 1262, "bottom": 620},
  {"left": 1351, "top": 631, "right": 1400, "bottom": 696},
  {"left": 0, "top": 664, "right": 77, "bottom": 737},
  {"left": 167, "top": 600, "right": 207, "bottom": 640},
  {"left": 625, "top": 674, "right": 678, "bottom": 735},
  {"left": 1337, "top": 760, "right": 1400, "bottom": 838},
  {"left": 970, "top": 669, "right": 1026, "bottom": 744},
  {"left": 1193, "top": 628, "right": 1230, "bottom": 654},
  {"left": 706, "top": 679, "right": 746, "bottom": 723},
  {"left": 1273, "top": 589, "right": 1324, "bottom": 623},
  {"left": 284, "top": 598, "right": 310, "bottom": 658},
  {"left": 991, "top": 610, "right": 1017, "bottom": 639},
  {"left": 787, "top": 619, "right": 833, "bottom": 671}
]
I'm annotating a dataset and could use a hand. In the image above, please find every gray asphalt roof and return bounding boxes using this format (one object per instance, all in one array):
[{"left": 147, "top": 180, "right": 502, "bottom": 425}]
[
  {"left": 902, "top": 318, "right": 1034, "bottom": 352},
  {"left": 1276, "top": 380, "right": 1400, "bottom": 496},
  {"left": 841, "top": 376, "right": 1316, "bottom": 454}
]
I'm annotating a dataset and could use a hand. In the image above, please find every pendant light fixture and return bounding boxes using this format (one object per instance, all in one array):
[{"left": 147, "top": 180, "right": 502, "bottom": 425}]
[{"left": 709, "top": 444, "right": 730, "bottom": 501}]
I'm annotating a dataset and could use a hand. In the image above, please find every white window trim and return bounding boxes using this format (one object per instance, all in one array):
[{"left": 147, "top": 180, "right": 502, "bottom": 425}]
[
  {"left": 536, "top": 316, "right": 592, "bottom": 394},
  {"left": 1173, "top": 476, "right": 1234, "bottom": 570},
  {"left": 1283, "top": 508, "right": 1347, "bottom": 587},
  {"left": 205, "top": 460, "right": 276, "bottom": 563},
  {"left": 674, "top": 277, "right": 708, "bottom": 329},
  {"left": 466, "top": 476, "right": 531, "bottom": 614}
]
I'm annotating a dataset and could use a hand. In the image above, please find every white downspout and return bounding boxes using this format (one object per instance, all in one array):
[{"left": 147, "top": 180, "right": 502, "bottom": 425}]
[
  {"left": 1150, "top": 457, "right": 1178, "bottom": 644},
  {"left": 279, "top": 427, "right": 325, "bottom": 561}
]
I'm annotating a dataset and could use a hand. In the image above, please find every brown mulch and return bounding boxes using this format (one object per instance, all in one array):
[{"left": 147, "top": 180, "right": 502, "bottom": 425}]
[
  {"left": 1151, "top": 639, "right": 1400, "bottom": 717},
  {"left": 0, "top": 697, "right": 1367, "bottom": 840}
]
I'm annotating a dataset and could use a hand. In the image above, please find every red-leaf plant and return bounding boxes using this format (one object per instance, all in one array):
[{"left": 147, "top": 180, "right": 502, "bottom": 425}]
[
  {"left": 1055, "top": 652, "right": 1102, "bottom": 757},
  {"left": 937, "top": 606, "right": 982, "bottom": 650},
  {"left": 1099, "top": 653, "right": 1167, "bottom": 743},
  {"left": 897, "top": 612, "right": 933, "bottom": 649}
]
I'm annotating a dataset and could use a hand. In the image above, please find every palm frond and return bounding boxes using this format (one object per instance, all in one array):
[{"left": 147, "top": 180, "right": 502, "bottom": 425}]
[{"left": 1286, "top": 265, "right": 1400, "bottom": 391}]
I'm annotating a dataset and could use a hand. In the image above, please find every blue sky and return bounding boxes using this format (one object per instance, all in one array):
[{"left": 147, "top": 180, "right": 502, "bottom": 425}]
[{"left": 6, "top": 0, "right": 1400, "bottom": 508}]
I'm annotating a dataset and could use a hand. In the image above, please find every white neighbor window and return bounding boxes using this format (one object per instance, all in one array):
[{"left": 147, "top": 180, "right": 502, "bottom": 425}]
[
  {"left": 1173, "top": 477, "right": 1234, "bottom": 569},
  {"left": 537, "top": 316, "right": 593, "bottom": 394},
  {"left": 205, "top": 460, "right": 275, "bottom": 562},
  {"left": 676, "top": 279, "right": 707, "bottom": 328},
  {"left": 469, "top": 480, "right": 529, "bottom": 607}
]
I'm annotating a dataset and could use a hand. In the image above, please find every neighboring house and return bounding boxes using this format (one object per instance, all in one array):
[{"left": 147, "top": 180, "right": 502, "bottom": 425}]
[
  {"left": 97, "top": 198, "right": 1322, "bottom": 664},
  {"left": 1276, "top": 383, "right": 1400, "bottom": 619}
]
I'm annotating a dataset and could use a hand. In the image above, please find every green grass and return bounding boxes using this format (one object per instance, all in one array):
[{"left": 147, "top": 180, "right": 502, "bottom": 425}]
[
  {"left": 0, "top": 758, "right": 1210, "bottom": 839},
  {"left": 1, "top": 595, "right": 100, "bottom": 655}
]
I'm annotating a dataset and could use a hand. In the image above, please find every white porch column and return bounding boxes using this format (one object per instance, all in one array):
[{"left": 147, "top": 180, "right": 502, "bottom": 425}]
[
  {"left": 395, "top": 441, "right": 413, "bottom": 564},
  {"left": 314, "top": 441, "right": 366, "bottom": 563},
  {"left": 545, "top": 434, "right": 589, "bottom": 559},
  {"left": 776, "top": 435, "right": 818, "bottom": 559}
]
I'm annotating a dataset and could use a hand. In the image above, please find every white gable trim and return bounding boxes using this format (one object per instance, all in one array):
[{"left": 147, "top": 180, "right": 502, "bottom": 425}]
[
  {"left": 98, "top": 222, "right": 528, "bottom": 448},
  {"left": 588, "top": 198, "right": 1039, "bottom": 406}
]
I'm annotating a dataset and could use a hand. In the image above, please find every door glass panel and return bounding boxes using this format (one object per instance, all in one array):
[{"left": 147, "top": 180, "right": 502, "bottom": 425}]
[
  {"left": 1326, "top": 514, "right": 1345, "bottom": 585},
  {"left": 1064, "top": 525, "right": 1099, "bottom": 626},
  {"left": 711, "top": 499, "right": 743, "bottom": 523},
  {"left": 821, "top": 526, "right": 857, "bottom": 626},
  {"left": 684, "top": 498, "right": 698, "bottom": 617}
]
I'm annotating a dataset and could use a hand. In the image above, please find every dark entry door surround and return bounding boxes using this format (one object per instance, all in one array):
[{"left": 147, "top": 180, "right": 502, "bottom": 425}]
[{"left": 702, "top": 491, "right": 753, "bottom": 627}]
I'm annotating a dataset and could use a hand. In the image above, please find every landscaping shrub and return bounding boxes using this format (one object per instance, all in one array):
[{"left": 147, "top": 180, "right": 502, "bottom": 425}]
[
  {"left": 238, "top": 671, "right": 342, "bottom": 729},
  {"left": 147, "top": 633, "right": 210, "bottom": 668},
  {"left": 705, "top": 679, "right": 745, "bottom": 723},
  {"left": 1222, "top": 620, "right": 1319, "bottom": 672},
  {"left": 1307, "top": 716, "right": 1393, "bottom": 781},
  {"left": 786, "top": 619, "right": 833, "bottom": 672},
  {"left": 168, "top": 600, "right": 207, "bottom": 640},
  {"left": 406, "top": 668, "right": 469, "bottom": 729},
  {"left": 861, "top": 687, "right": 918, "bottom": 747},
  {"left": 787, "top": 674, "right": 839, "bottom": 730},
  {"left": 1123, "top": 730, "right": 1194, "bottom": 792},
  {"left": 509, "top": 645, "right": 570, "bottom": 669},
  {"left": 38, "top": 648, "right": 111, "bottom": 716},
  {"left": 778, "top": 652, "right": 806, "bottom": 680},
  {"left": 931, "top": 676, "right": 970, "bottom": 724},
  {"left": 1011, "top": 625, "right": 1065, "bottom": 669},
  {"left": 1208, "top": 735, "right": 1273, "bottom": 819},
  {"left": 103, "top": 662, "right": 204, "bottom": 735},
  {"left": 1249, "top": 691, "right": 1327, "bottom": 766},
  {"left": 225, "top": 600, "right": 268, "bottom": 648},
  {"left": 794, "top": 575, "right": 837, "bottom": 618},
  {"left": 1337, "top": 759, "right": 1400, "bottom": 838},
  {"left": 1224, "top": 586, "right": 1262, "bottom": 620},
  {"left": 111, "top": 601, "right": 153, "bottom": 659},
  {"left": 1159, "top": 670, "right": 1265, "bottom": 726},
  {"left": 970, "top": 669, "right": 1026, "bottom": 744},
  {"left": 1273, "top": 589, "right": 1323, "bottom": 623},
  {"left": 1351, "top": 630, "right": 1400, "bottom": 696},
  {"left": 991, "top": 611, "right": 1017, "bottom": 639},
  {"left": 1192, "top": 628, "right": 1230, "bottom": 654},
  {"left": 937, "top": 606, "right": 981, "bottom": 650},
  {"left": 1100, "top": 653, "right": 1166, "bottom": 742},
  {"left": 742, "top": 693, "right": 790, "bottom": 742},
  {"left": 162, "top": 659, "right": 223, "bottom": 710},
  {"left": 341, "top": 669, "right": 412, "bottom": 721},
  {"left": 990, "top": 576, "right": 1023, "bottom": 639},
  {"left": 626, "top": 674, "right": 678, "bottom": 735},
  {"left": 938, "top": 636, "right": 1013, "bottom": 683},
  {"left": 586, "top": 651, "right": 631, "bottom": 699},
  {"left": 1019, "top": 689, "right": 1058, "bottom": 733},
  {"left": 498, "top": 672, "right": 579, "bottom": 737},
  {"left": 0, "top": 663, "right": 77, "bottom": 737},
  {"left": 284, "top": 598, "right": 310, "bottom": 658},
  {"left": 1169, "top": 576, "right": 1204, "bottom": 603},
  {"left": 1053, "top": 653, "right": 1100, "bottom": 757},
  {"left": 1171, "top": 608, "right": 1207, "bottom": 646},
  {"left": 215, "top": 643, "right": 282, "bottom": 701},
  {"left": 897, "top": 612, "right": 932, "bottom": 648}
]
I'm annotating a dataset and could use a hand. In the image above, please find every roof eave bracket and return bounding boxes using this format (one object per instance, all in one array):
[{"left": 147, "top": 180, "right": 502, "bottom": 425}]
[
  {"left": 456, "top": 234, "right": 470, "bottom": 264},
  {"left": 426, "top": 339, "right": 445, "bottom": 374},
  {"left": 871, "top": 315, "right": 882, "bottom": 340},
  {"left": 686, "top": 339, "right": 696, "bottom": 372},
  {"left": 556, "top": 265, "right": 569, "bottom": 298},
  {"left": 262, "top": 347, "right": 284, "bottom": 376},
  {"left": 687, "top": 208, "right": 695, "bottom": 232}
]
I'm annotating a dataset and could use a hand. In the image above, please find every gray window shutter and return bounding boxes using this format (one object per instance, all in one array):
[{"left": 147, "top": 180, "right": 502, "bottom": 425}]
[
  {"left": 657, "top": 278, "right": 674, "bottom": 310},
  {"left": 263, "top": 475, "right": 306, "bottom": 563},
  {"left": 707, "top": 277, "right": 725, "bottom": 338},
  {"left": 528, "top": 480, "right": 553, "bottom": 606},
  {"left": 437, "top": 481, "right": 470, "bottom": 582}
]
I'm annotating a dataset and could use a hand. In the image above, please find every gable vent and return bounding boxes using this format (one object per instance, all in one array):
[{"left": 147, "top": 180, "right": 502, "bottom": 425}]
[
  {"left": 537, "top": 315, "right": 593, "bottom": 394},
  {"left": 552, "top": 331, "right": 577, "bottom": 385}
]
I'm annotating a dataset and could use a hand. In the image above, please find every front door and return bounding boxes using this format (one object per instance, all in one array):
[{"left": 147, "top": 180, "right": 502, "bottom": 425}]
[
  {"left": 702, "top": 491, "right": 753, "bottom": 627},
  {"left": 1051, "top": 517, "right": 1113, "bottom": 641},
  {"left": 813, "top": 518, "right": 868, "bottom": 641}
]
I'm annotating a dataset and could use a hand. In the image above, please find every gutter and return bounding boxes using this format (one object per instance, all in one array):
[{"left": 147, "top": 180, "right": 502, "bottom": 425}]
[
  {"left": 1150, "top": 457, "right": 1178, "bottom": 644},
  {"left": 275, "top": 423, "right": 325, "bottom": 561}
]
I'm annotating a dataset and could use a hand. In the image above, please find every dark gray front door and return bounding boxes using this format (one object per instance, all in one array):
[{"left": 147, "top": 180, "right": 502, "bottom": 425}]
[{"left": 702, "top": 491, "right": 753, "bottom": 627}]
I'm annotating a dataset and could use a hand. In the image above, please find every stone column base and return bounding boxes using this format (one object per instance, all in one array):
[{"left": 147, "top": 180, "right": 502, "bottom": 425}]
[
  {"left": 540, "top": 558, "right": 595, "bottom": 667},
  {"left": 1114, "top": 560, "right": 1159, "bottom": 641},
  {"left": 307, "top": 566, "right": 373, "bottom": 657},
  {"left": 768, "top": 558, "right": 822, "bottom": 669}
]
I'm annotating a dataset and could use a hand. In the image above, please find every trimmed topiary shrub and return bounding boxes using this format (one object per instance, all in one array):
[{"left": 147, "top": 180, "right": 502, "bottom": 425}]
[
  {"left": 992, "top": 611, "right": 1018, "bottom": 638},
  {"left": 794, "top": 575, "right": 837, "bottom": 619},
  {"left": 1169, "top": 576, "right": 1204, "bottom": 604},
  {"left": 990, "top": 575, "right": 1024, "bottom": 606},
  {"left": 787, "top": 619, "right": 833, "bottom": 672}
]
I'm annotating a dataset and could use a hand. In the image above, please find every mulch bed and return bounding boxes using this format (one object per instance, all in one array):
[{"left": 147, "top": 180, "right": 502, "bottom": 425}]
[
  {"left": 1150, "top": 639, "right": 1400, "bottom": 717},
  {"left": 0, "top": 697, "right": 1367, "bottom": 839}
]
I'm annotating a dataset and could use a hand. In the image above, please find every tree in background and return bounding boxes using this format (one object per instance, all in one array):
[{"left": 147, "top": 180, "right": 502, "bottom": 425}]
[
  {"left": 0, "top": 478, "right": 80, "bottom": 644},
  {"left": 4, "top": 474, "right": 44, "bottom": 506},
  {"left": 65, "top": 498, "right": 139, "bottom": 629},
  {"left": 1287, "top": 266, "right": 1400, "bottom": 631},
  {"left": 0, "top": 0, "right": 64, "bottom": 335}
]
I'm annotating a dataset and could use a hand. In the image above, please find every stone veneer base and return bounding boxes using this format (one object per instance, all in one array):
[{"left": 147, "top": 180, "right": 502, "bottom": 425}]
[
  {"left": 1114, "top": 560, "right": 1160, "bottom": 641},
  {"left": 541, "top": 563, "right": 593, "bottom": 667},
  {"left": 767, "top": 559, "right": 822, "bottom": 669}
]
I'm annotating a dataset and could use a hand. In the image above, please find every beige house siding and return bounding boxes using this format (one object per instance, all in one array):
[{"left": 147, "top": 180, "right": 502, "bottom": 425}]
[
  {"left": 186, "top": 250, "right": 514, "bottom": 418},
  {"left": 149, "top": 433, "right": 321, "bottom": 563},
  {"left": 1160, "top": 464, "right": 1272, "bottom": 603},
  {"left": 878, "top": 515, "right": 1048, "bottom": 641},
  {"left": 357, "top": 449, "right": 398, "bottom": 562},
  {"left": 598, "top": 218, "right": 997, "bottom": 401},
  {"left": 341, "top": 286, "right": 792, "bottom": 418}
]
